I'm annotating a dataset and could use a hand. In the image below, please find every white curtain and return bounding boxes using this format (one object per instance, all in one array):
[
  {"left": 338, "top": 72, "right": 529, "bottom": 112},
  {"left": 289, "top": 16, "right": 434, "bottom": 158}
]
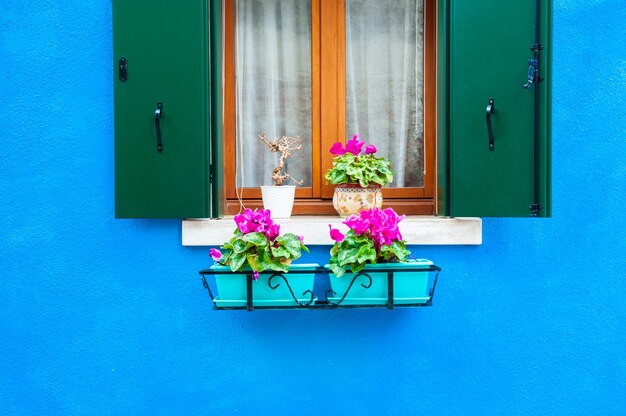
[
  {"left": 346, "top": 0, "right": 424, "bottom": 187},
  {"left": 236, "top": 0, "right": 312, "bottom": 187}
]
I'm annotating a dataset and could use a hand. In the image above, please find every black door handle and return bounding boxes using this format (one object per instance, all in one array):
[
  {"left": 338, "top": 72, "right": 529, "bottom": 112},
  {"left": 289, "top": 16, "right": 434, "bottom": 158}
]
[
  {"left": 486, "top": 98, "right": 495, "bottom": 151},
  {"left": 155, "top": 102, "right": 163, "bottom": 153}
]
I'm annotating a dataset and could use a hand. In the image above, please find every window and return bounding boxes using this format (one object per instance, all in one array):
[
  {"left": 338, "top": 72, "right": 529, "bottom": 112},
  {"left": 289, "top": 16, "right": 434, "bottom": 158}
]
[
  {"left": 112, "top": 0, "right": 550, "bottom": 219},
  {"left": 223, "top": 0, "right": 437, "bottom": 215}
]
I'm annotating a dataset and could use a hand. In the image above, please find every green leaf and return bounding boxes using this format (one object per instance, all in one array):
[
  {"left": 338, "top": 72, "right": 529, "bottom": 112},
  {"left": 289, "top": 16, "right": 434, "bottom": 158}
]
[
  {"left": 391, "top": 241, "right": 411, "bottom": 261},
  {"left": 246, "top": 253, "right": 258, "bottom": 270},
  {"left": 232, "top": 239, "right": 248, "bottom": 254},
  {"left": 271, "top": 246, "right": 290, "bottom": 258},
  {"left": 242, "top": 232, "right": 268, "bottom": 246},
  {"left": 329, "top": 170, "right": 347, "bottom": 184},
  {"left": 229, "top": 252, "right": 246, "bottom": 272},
  {"left": 282, "top": 233, "right": 303, "bottom": 258},
  {"left": 342, "top": 233, "right": 359, "bottom": 249},
  {"left": 335, "top": 161, "right": 348, "bottom": 170},
  {"left": 349, "top": 261, "right": 367, "bottom": 274},
  {"left": 329, "top": 261, "right": 346, "bottom": 277},
  {"left": 256, "top": 250, "right": 273, "bottom": 272},
  {"left": 357, "top": 245, "right": 377, "bottom": 264},
  {"left": 346, "top": 166, "right": 362, "bottom": 179},
  {"left": 337, "top": 247, "right": 359, "bottom": 266},
  {"left": 220, "top": 249, "right": 233, "bottom": 263},
  {"left": 379, "top": 244, "right": 393, "bottom": 261}
]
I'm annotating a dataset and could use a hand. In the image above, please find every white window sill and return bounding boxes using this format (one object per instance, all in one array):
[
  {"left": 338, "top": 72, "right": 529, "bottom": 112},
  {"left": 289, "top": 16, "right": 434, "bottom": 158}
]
[{"left": 182, "top": 216, "right": 481, "bottom": 246}]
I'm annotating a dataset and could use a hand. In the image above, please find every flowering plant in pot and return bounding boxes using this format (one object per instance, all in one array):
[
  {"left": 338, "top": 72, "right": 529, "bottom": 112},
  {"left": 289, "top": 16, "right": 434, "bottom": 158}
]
[
  {"left": 259, "top": 133, "right": 303, "bottom": 218},
  {"left": 324, "top": 135, "right": 394, "bottom": 216},
  {"left": 211, "top": 208, "right": 309, "bottom": 278},
  {"left": 328, "top": 207, "right": 409, "bottom": 277},
  {"left": 209, "top": 208, "right": 316, "bottom": 306},
  {"left": 326, "top": 207, "right": 433, "bottom": 305}
]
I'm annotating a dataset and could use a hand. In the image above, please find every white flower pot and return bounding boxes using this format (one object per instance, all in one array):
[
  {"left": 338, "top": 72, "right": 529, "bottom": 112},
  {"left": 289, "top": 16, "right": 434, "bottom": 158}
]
[{"left": 260, "top": 185, "right": 296, "bottom": 218}]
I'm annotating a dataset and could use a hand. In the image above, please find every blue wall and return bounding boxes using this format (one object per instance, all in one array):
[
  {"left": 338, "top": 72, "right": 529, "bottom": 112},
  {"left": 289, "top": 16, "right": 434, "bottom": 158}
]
[{"left": 1, "top": 1, "right": 625, "bottom": 414}]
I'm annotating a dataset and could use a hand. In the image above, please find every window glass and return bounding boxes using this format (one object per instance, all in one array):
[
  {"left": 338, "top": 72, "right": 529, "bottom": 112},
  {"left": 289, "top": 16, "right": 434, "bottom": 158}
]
[
  {"left": 345, "top": 0, "right": 424, "bottom": 187},
  {"left": 235, "top": 0, "right": 313, "bottom": 187}
]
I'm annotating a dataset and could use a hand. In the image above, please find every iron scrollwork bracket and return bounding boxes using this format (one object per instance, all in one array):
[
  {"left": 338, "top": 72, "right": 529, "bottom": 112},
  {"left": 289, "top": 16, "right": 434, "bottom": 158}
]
[
  {"left": 268, "top": 273, "right": 315, "bottom": 307},
  {"left": 325, "top": 272, "right": 373, "bottom": 306}
]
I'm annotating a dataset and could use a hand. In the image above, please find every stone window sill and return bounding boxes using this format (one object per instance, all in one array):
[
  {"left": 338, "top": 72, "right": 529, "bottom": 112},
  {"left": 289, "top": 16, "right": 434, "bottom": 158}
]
[{"left": 182, "top": 216, "right": 481, "bottom": 246}]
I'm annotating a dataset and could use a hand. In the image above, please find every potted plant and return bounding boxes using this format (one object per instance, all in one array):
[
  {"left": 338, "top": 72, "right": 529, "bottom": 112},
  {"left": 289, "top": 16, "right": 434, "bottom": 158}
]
[
  {"left": 209, "top": 208, "right": 317, "bottom": 306},
  {"left": 324, "top": 134, "right": 394, "bottom": 217},
  {"left": 326, "top": 207, "right": 433, "bottom": 305},
  {"left": 259, "top": 132, "right": 303, "bottom": 218}
]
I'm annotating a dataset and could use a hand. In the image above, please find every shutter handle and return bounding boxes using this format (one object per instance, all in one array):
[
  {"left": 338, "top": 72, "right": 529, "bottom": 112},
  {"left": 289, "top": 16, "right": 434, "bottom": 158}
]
[
  {"left": 486, "top": 98, "right": 495, "bottom": 151},
  {"left": 155, "top": 102, "right": 163, "bottom": 153}
]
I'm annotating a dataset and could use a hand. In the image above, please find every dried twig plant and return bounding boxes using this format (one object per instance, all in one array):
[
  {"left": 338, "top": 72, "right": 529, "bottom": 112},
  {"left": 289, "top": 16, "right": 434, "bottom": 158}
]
[{"left": 259, "top": 132, "right": 304, "bottom": 186}]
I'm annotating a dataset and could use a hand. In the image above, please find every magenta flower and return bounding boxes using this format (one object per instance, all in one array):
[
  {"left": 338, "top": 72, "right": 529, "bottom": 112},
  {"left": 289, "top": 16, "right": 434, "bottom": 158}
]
[
  {"left": 364, "top": 144, "right": 377, "bottom": 154},
  {"left": 329, "top": 142, "right": 346, "bottom": 155},
  {"left": 298, "top": 235, "right": 304, "bottom": 243},
  {"left": 343, "top": 213, "right": 370, "bottom": 235},
  {"left": 210, "top": 248, "right": 222, "bottom": 261},
  {"left": 328, "top": 225, "right": 345, "bottom": 242},
  {"left": 345, "top": 135, "right": 365, "bottom": 155},
  {"left": 342, "top": 208, "right": 405, "bottom": 249},
  {"left": 234, "top": 209, "right": 253, "bottom": 233},
  {"left": 266, "top": 223, "right": 281, "bottom": 241},
  {"left": 233, "top": 208, "right": 280, "bottom": 241},
  {"left": 253, "top": 270, "right": 259, "bottom": 280}
]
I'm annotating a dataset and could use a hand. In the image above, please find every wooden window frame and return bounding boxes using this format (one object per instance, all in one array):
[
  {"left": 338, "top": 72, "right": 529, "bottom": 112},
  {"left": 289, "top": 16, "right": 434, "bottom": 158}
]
[{"left": 223, "top": 0, "right": 436, "bottom": 215}]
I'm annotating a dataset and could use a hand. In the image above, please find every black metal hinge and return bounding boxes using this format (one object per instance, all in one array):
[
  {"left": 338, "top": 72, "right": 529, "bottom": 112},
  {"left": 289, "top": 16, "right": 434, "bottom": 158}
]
[
  {"left": 529, "top": 204, "right": 543, "bottom": 217},
  {"left": 531, "top": 44, "right": 544, "bottom": 83},
  {"left": 118, "top": 57, "right": 128, "bottom": 82}
]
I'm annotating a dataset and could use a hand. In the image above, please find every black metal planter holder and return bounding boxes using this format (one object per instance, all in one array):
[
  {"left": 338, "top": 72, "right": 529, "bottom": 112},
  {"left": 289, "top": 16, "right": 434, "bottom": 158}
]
[{"left": 199, "top": 264, "right": 441, "bottom": 311}]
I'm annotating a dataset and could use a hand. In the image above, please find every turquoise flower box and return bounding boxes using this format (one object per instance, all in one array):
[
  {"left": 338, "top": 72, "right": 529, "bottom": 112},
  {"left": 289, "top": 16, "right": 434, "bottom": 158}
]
[
  {"left": 210, "top": 263, "right": 319, "bottom": 308},
  {"left": 326, "top": 259, "right": 434, "bottom": 305}
]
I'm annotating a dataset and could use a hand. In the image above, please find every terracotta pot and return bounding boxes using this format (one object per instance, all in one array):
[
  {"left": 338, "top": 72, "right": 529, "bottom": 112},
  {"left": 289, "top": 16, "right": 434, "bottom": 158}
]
[{"left": 332, "top": 183, "right": 383, "bottom": 217}]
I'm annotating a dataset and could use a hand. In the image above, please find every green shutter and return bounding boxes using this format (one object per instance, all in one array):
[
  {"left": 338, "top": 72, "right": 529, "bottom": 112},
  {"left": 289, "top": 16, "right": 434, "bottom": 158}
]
[
  {"left": 439, "top": 0, "right": 551, "bottom": 217},
  {"left": 113, "top": 0, "right": 216, "bottom": 218}
]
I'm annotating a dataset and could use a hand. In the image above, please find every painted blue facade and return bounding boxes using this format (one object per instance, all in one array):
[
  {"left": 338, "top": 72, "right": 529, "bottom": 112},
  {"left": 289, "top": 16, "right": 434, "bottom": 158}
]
[{"left": 1, "top": 1, "right": 624, "bottom": 414}]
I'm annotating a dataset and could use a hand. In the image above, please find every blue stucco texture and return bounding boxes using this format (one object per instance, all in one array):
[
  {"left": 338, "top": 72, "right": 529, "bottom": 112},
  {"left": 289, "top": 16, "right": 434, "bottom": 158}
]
[{"left": 1, "top": 1, "right": 625, "bottom": 415}]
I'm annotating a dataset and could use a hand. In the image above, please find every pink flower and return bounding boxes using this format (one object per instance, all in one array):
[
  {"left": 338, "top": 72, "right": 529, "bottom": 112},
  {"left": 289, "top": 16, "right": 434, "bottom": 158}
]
[
  {"left": 328, "top": 225, "right": 345, "bottom": 242},
  {"left": 253, "top": 270, "right": 259, "bottom": 280},
  {"left": 210, "top": 248, "right": 222, "bottom": 261},
  {"left": 329, "top": 142, "right": 346, "bottom": 155},
  {"left": 341, "top": 208, "right": 406, "bottom": 249},
  {"left": 233, "top": 208, "right": 280, "bottom": 241},
  {"left": 364, "top": 144, "right": 377, "bottom": 154},
  {"left": 298, "top": 235, "right": 304, "bottom": 243},
  {"left": 344, "top": 213, "right": 370, "bottom": 235},
  {"left": 345, "top": 135, "right": 365, "bottom": 155},
  {"left": 234, "top": 209, "right": 253, "bottom": 233},
  {"left": 266, "top": 223, "right": 281, "bottom": 241}
]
